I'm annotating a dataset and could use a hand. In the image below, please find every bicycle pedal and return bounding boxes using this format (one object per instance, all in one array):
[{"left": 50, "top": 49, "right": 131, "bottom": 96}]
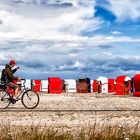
[
  {"left": 15, "top": 98, "right": 20, "bottom": 101},
  {"left": 10, "top": 99, "right": 16, "bottom": 104}
]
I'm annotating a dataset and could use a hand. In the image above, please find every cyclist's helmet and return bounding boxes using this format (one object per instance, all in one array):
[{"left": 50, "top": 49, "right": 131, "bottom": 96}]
[{"left": 10, "top": 59, "right": 16, "bottom": 65}]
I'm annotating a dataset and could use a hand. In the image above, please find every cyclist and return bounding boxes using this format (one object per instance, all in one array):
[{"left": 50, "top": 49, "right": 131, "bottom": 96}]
[{"left": 5, "top": 59, "right": 20, "bottom": 100}]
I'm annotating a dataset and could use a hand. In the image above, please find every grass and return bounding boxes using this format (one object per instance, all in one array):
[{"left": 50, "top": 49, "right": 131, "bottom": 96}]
[{"left": 0, "top": 121, "right": 140, "bottom": 140}]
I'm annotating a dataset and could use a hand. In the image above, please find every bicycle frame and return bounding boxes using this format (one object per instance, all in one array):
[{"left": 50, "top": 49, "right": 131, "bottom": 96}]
[
  {"left": 16, "top": 79, "right": 30, "bottom": 99},
  {"left": 2, "top": 79, "right": 29, "bottom": 100},
  {"left": 0, "top": 79, "right": 39, "bottom": 109}
]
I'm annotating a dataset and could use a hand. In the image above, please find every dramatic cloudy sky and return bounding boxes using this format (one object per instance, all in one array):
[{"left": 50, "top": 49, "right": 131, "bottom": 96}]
[{"left": 0, "top": 0, "right": 140, "bottom": 79}]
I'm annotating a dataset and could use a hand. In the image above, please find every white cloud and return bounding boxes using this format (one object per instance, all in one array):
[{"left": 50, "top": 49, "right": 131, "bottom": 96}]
[
  {"left": 111, "top": 31, "right": 121, "bottom": 35},
  {"left": 0, "top": 0, "right": 102, "bottom": 41},
  {"left": 73, "top": 60, "right": 84, "bottom": 68},
  {"left": 107, "top": 0, "right": 140, "bottom": 22},
  {"left": 0, "top": 0, "right": 140, "bottom": 79},
  {"left": 1, "top": 0, "right": 139, "bottom": 45}
]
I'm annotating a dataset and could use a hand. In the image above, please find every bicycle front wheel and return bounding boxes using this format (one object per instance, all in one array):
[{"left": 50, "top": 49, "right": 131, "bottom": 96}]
[
  {"left": 21, "top": 90, "right": 39, "bottom": 109},
  {"left": 0, "top": 90, "right": 10, "bottom": 109}
]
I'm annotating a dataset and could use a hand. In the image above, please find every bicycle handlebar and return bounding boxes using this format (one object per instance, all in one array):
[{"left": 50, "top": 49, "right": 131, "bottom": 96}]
[
  {"left": 18, "top": 79, "right": 26, "bottom": 85},
  {"left": 21, "top": 78, "right": 26, "bottom": 81}
]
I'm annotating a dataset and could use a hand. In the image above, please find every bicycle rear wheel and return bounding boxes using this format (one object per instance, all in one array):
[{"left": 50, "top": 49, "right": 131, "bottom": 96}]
[
  {"left": 0, "top": 90, "right": 10, "bottom": 109},
  {"left": 21, "top": 89, "right": 39, "bottom": 109}
]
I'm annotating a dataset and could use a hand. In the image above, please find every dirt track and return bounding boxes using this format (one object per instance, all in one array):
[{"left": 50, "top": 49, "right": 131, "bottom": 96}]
[{"left": 0, "top": 93, "right": 140, "bottom": 128}]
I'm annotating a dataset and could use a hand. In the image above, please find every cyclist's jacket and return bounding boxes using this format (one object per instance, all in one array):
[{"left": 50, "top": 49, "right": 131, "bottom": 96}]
[{"left": 4, "top": 64, "right": 18, "bottom": 83}]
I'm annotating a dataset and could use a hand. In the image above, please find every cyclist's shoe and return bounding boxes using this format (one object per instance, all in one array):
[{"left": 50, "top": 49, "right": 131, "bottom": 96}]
[{"left": 10, "top": 99, "right": 16, "bottom": 104}]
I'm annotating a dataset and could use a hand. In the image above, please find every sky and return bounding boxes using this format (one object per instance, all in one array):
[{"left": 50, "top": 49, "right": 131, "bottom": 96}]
[{"left": 0, "top": 0, "right": 140, "bottom": 79}]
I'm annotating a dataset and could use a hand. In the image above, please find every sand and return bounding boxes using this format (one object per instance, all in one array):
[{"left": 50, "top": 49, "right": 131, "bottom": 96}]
[{"left": 0, "top": 93, "right": 140, "bottom": 129}]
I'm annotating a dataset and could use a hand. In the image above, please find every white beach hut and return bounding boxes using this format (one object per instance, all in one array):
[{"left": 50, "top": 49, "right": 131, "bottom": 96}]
[
  {"left": 21, "top": 79, "right": 31, "bottom": 90},
  {"left": 90, "top": 80, "right": 94, "bottom": 93},
  {"left": 41, "top": 80, "right": 48, "bottom": 92},
  {"left": 97, "top": 76, "right": 108, "bottom": 93},
  {"left": 64, "top": 79, "right": 76, "bottom": 93}
]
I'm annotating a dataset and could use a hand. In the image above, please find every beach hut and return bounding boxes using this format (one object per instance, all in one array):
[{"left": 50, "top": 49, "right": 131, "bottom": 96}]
[
  {"left": 90, "top": 80, "right": 94, "bottom": 92},
  {"left": 41, "top": 80, "right": 48, "bottom": 92},
  {"left": 48, "top": 77, "right": 62, "bottom": 94},
  {"left": 97, "top": 76, "right": 108, "bottom": 93},
  {"left": 62, "top": 80, "right": 66, "bottom": 93},
  {"left": 108, "top": 79, "right": 116, "bottom": 93},
  {"left": 64, "top": 79, "right": 76, "bottom": 93},
  {"left": 21, "top": 79, "right": 31, "bottom": 90},
  {"left": 31, "top": 80, "right": 41, "bottom": 93},
  {"left": 17, "top": 81, "right": 22, "bottom": 91},
  {"left": 116, "top": 76, "right": 131, "bottom": 95},
  {"left": 133, "top": 74, "right": 140, "bottom": 96},
  {"left": 76, "top": 78, "right": 91, "bottom": 93},
  {"left": 93, "top": 80, "right": 98, "bottom": 93}
]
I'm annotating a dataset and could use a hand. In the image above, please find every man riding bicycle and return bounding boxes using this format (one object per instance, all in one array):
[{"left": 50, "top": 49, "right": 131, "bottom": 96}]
[
  {"left": 0, "top": 60, "right": 40, "bottom": 109},
  {"left": 4, "top": 59, "right": 20, "bottom": 100}
]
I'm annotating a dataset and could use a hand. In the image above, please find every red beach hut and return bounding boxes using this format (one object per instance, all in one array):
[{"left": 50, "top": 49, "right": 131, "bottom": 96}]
[
  {"left": 48, "top": 77, "right": 62, "bottom": 94},
  {"left": 133, "top": 74, "right": 140, "bottom": 96},
  {"left": 93, "top": 80, "right": 98, "bottom": 92},
  {"left": 108, "top": 79, "right": 115, "bottom": 93},
  {"left": 116, "top": 76, "right": 131, "bottom": 95},
  {"left": 31, "top": 80, "right": 41, "bottom": 93}
]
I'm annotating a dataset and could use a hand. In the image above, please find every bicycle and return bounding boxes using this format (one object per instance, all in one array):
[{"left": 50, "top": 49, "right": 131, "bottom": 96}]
[{"left": 0, "top": 79, "right": 40, "bottom": 109}]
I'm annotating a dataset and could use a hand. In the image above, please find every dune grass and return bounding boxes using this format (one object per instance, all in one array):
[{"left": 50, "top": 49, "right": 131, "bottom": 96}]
[{"left": 0, "top": 121, "right": 140, "bottom": 140}]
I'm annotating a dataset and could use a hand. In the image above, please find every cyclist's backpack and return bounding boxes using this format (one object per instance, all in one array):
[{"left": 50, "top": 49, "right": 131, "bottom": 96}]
[{"left": 1, "top": 69, "right": 7, "bottom": 85}]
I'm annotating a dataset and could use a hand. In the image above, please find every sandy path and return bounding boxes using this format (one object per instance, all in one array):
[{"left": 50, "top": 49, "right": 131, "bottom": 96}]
[{"left": 0, "top": 93, "right": 140, "bottom": 128}]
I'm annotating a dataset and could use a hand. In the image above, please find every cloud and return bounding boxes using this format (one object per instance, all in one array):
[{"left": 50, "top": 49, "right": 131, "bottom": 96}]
[
  {"left": 0, "top": 0, "right": 102, "bottom": 41},
  {"left": 102, "top": 0, "right": 140, "bottom": 22},
  {"left": 111, "top": 31, "right": 121, "bottom": 35},
  {"left": 0, "top": 0, "right": 140, "bottom": 79},
  {"left": 78, "top": 54, "right": 140, "bottom": 78},
  {"left": 9, "top": 0, "right": 76, "bottom": 7},
  {"left": 1, "top": 33, "right": 140, "bottom": 79}
]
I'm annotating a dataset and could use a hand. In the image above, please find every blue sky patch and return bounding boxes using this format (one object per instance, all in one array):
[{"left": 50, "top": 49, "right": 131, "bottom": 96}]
[{"left": 95, "top": 6, "right": 116, "bottom": 22}]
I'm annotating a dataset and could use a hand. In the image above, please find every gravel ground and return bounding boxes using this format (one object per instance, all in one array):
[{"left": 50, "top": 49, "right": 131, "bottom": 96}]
[{"left": 0, "top": 93, "right": 140, "bottom": 129}]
